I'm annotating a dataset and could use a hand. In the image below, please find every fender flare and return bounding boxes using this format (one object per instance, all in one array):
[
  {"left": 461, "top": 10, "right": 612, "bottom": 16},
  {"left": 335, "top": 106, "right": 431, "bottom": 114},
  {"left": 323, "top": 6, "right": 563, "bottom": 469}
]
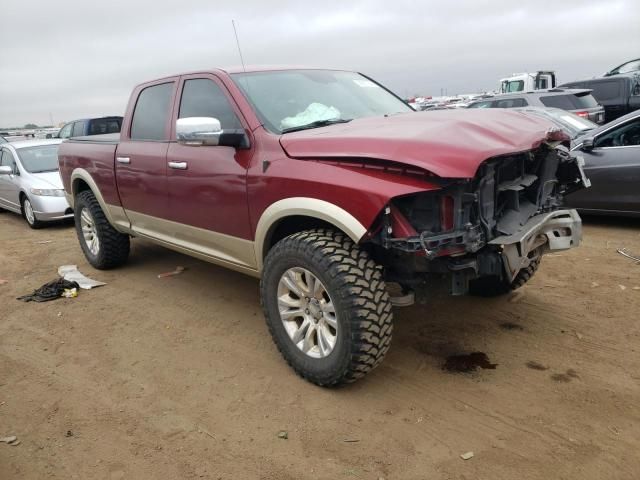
[
  {"left": 254, "top": 197, "right": 367, "bottom": 271},
  {"left": 69, "top": 168, "right": 130, "bottom": 232}
]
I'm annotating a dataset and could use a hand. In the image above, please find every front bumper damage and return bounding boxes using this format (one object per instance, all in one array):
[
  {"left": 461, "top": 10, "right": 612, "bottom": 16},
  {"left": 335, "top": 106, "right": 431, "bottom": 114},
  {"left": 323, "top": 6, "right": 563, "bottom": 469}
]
[{"left": 490, "top": 209, "right": 581, "bottom": 281}]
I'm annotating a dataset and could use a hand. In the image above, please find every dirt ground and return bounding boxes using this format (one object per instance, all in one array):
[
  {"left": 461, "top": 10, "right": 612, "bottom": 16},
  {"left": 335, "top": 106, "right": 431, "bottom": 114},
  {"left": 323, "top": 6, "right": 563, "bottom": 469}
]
[{"left": 1, "top": 211, "right": 639, "bottom": 480}]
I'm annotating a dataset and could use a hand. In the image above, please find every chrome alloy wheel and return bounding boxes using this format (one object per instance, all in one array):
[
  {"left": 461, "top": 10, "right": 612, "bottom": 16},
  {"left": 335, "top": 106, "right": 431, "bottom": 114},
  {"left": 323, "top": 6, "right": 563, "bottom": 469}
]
[
  {"left": 23, "top": 199, "right": 35, "bottom": 225},
  {"left": 80, "top": 208, "right": 100, "bottom": 256},
  {"left": 277, "top": 267, "right": 338, "bottom": 359}
]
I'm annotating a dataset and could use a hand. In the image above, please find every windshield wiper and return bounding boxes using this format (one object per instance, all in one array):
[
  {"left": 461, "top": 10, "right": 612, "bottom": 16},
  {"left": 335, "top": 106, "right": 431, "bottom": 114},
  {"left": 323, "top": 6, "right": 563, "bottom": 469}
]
[{"left": 281, "top": 118, "right": 352, "bottom": 134}]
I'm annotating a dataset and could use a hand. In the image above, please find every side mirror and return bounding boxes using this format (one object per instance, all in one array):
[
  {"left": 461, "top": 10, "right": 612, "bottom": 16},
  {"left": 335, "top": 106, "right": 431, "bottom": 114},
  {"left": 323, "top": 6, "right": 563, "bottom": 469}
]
[
  {"left": 581, "top": 137, "right": 595, "bottom": 151},
  {"left": 0, "top": 166, "right": 13, "bottom": 175},
  {"left": 176, "top": 117, "right": 250, "bottom": 148}
]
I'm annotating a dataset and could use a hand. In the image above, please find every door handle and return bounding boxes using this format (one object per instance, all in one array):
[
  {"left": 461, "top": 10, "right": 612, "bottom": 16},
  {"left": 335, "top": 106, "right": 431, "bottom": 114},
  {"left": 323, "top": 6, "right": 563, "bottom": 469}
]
[
  {"left": 168, "top": 161, "right": 188, "bottom": 170},
  {"left": 116, "top": 157, "right": 130, "bottom": 164}
]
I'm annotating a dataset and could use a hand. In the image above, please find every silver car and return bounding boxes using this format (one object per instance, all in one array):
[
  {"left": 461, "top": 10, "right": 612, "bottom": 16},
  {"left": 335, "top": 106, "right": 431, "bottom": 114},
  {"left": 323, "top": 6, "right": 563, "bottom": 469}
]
[{"left": 0, "top": 139, "right": 73, "bottom": 228}]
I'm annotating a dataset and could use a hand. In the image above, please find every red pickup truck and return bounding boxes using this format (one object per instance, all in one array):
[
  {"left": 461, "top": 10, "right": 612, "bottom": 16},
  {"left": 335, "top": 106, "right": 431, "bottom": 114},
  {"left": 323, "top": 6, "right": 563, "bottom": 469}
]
[{"left": 58, "top": 67, "right": 588, "bottom": 386}]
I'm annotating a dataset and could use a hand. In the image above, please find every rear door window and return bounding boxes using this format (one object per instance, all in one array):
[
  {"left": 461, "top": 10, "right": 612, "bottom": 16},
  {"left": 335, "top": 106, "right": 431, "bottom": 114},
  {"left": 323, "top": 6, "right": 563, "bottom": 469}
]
[
  {"left": 495, "top": 98, "right": 527, "bottom": 108},
  {"left": 178, "top": 79, "right": 242, "bottom": 130},
  {"left": 468, "top": 101, "right": 494, "bottom": 108},
  {"left": 130, "top": 82, "right": 175, "bottom": 141}
]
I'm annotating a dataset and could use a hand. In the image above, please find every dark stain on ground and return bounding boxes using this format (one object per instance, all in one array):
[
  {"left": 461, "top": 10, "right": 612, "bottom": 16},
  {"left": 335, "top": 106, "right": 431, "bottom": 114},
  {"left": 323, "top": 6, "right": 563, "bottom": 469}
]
[
  {"left": 443, "top": 352, "right": 497, "bottom": 373},
  {"left": 551, "top": 369, "right": 580, "bottom": 383},
  {"left": 526, "top": 360, "right": 549, "bottom": 371},
  {"left": 500, "top": 322, "right": 524, "bottom": 331}
]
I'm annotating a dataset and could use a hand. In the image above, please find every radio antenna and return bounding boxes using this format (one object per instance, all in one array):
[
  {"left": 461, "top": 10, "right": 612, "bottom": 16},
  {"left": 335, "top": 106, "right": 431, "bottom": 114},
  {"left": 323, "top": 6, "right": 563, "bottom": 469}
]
[{"left": 231, "top": 20, "right": 247, "bottom": 73}]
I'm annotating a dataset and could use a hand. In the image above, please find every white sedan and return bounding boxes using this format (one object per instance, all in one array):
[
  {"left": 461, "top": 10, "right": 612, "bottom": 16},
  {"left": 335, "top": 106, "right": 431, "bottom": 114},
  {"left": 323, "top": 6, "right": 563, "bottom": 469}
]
[{"left": 0, "top": 139, "right": 73, "bottom": 228}]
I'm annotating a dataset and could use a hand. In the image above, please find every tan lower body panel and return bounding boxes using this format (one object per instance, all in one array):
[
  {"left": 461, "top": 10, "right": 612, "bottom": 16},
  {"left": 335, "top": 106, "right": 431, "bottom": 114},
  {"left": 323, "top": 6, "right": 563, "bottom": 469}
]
[{"left": 119, "top": 209, "right": 259, "bottom": 277}]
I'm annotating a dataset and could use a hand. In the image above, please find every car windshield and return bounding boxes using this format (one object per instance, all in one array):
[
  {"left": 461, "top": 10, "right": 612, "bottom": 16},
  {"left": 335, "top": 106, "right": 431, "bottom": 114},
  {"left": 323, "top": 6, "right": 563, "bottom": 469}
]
[
  {"left": 232, "top": 70, "right": 412, "bottom": 134},
  {"left": 17, "top": 145, "right": 60, "bottom": 173}
]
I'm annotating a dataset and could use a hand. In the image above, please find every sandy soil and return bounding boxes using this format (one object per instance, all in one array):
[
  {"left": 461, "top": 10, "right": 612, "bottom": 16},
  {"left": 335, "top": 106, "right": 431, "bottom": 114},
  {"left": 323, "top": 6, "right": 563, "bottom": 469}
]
[{"left": 1, "top": 211, "right": 639, "bottom": 479}]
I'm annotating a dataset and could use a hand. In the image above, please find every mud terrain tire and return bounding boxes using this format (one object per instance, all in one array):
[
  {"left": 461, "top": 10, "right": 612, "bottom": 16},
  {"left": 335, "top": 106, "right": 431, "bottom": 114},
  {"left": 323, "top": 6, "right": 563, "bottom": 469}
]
[{"left": 261, "top": 229, "right": 393, "bottom": 386}]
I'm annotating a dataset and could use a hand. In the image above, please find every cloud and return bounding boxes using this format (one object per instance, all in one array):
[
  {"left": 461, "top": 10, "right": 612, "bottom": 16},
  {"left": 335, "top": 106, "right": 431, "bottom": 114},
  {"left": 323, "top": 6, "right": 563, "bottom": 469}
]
[{"left": 0, "top": 0, "right": 638, "bottom": 126}]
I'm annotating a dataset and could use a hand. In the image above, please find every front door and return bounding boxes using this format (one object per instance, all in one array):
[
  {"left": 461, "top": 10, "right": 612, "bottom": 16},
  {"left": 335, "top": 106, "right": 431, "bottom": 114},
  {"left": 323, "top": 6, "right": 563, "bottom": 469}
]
[
  {"left": 165, "top": 75, "right": 254, "bottom": 268},
  {"left": 115, "top": 79, "right": 178, "bottom": 237},
  {"left": 571, "top": 116, "right": 640, "bottom": 213},
  {"left": 0, "top": 149, "right": 21, "bottom": 212}
]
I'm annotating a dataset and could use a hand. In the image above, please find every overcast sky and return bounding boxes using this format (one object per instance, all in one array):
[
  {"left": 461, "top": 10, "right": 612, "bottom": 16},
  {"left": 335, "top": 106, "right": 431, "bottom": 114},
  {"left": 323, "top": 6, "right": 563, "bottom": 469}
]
[{"left": 1, "top": 0, "right": 638, "bottom": 127}]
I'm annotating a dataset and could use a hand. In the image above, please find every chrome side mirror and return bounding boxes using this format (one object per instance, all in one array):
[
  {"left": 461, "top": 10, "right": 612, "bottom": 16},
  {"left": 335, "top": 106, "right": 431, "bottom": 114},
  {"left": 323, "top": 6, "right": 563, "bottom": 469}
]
[
  {"left": 176, "top": 117, "right": 223, "bottom": 146},
  {"left": 0, "top": 166, "right": 13, "bottom": 175},
  {"left": 581, "top": 137, "right": 595, "bottom": 151}
]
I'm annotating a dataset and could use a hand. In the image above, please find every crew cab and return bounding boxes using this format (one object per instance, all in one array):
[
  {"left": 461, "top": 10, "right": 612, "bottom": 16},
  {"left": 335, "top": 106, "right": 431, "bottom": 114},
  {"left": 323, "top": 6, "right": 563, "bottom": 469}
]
[{"left": 58, "top": 67, "right": 589, "bottom": 386}]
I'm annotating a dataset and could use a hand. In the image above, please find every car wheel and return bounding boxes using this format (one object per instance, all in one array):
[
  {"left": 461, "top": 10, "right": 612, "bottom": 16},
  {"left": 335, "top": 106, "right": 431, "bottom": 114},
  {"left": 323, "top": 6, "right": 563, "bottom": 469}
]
[
  {"left": 22, "top": 196, "right": 44, "bottom": 229},
  {"left": 74, "top": 190, "right": 130, "bottom": 269},
  {"left": 469, "top": 248, "right": 542, "bottom": 297},
  {"left": 261, "top": 229, "right": 393, "bottom": 386}
]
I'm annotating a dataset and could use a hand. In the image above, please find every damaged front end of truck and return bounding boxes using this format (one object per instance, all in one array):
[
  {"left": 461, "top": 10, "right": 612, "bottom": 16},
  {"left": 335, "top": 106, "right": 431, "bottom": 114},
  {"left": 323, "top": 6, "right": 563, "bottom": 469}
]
[{"left": 368, "top": 136, "right": 590, "bottom": 296}]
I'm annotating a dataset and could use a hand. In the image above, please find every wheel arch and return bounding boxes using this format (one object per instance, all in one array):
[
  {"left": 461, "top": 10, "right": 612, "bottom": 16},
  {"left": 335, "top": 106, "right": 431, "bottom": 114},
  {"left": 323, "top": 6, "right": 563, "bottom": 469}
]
[{"left": 255, "top": 198, "right": 368, "bottom": 271}]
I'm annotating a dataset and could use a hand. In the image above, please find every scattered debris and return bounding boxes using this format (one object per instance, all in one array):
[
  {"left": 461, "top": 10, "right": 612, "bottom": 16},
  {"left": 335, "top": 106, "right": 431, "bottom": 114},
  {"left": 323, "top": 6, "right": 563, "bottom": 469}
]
[
  {"left": 575, "top": 331, "right": 584, "bottom": 340},
  {"left": 17, "top": 279, "right": 80, "bottom": 303},
  {"left": 608, "top": 426, "right": 620, "bottom": 435},
  {"left": 0, "top": 279, "right": 7, "bottom": 286},
  {"left": 618, "top": 285, "right": 627, "bottom": 291},
  {"left": 8, "top": 439, "right": 20, "bottom": 446},
  {"left": 35, "top": 240, "right": 53, "bottom": 244},
  {"left": 591, "top": 282, "right": 599, "bottom": 288},
  {"left": 158, "top": 266, "right": 186, "bottom": 279},
  {"left": 617, "top": 248, "right": 640, "bottom": 264},
  {"left": 277, "top": 430, "right": 288, "bottom": 439},
  {"left": 460, "top": 451, "right": 474, "bottom": 460},
  {"left": 343, "top": 438, "right": 360, "bottom": 443},
  {"left": 444, "top": 352, "right": 497, "bottom": 373},
  {"left": 500, "top": 322, "right": 524, "bottom": 331},
  {"left": 634, "top": 286, "right": 640, "bottom": 291},
  {"left": 0, "top": 436, "right": 17, "bottom": 444},
  {"left": 65, "top": 430, "right": 73, "bottom": 437},
  {"left": 58, "top": 265, "right": 106, "bottom": 289},
  {"left": 62, "top": 288, "right": 78, "bottom": 298}
]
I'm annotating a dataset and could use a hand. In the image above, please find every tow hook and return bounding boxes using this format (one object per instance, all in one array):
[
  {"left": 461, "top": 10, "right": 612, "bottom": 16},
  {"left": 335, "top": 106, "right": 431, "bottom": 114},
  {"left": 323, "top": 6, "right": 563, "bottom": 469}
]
[{"left": 418, "top": 231, "right": 437, "bottom": 259}]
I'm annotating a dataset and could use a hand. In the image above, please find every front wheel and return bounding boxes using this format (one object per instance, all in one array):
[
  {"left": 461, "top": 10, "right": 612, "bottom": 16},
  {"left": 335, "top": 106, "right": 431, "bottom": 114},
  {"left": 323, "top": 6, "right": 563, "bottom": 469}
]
[
  {"left": 74, "top": 190, "right": 130, "bottom": 269},
  {"left": 261, "top": 229, "right": 393, "bottom": 387},
  {"left": 22, "top": 196, "right": 44, "bottom": 229}
]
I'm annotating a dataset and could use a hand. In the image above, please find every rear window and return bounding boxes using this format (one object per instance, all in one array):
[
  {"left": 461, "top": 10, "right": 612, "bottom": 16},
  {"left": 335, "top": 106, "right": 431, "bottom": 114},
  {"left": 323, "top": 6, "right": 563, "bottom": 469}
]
[
  {"left": 540, "top": 93, "right": 598, "bottom": 110},
  {"left": 130, "top": 82, "right": 174, "bottom": 141},
  {"left": 468, "top": 101, "right": 493, "bottom": 108},
  {"left": 591, "top": 81, "right": 621, "bottom": 101},
  {"left": 89, "top": 118, "right": 122, "bottom": 135}
]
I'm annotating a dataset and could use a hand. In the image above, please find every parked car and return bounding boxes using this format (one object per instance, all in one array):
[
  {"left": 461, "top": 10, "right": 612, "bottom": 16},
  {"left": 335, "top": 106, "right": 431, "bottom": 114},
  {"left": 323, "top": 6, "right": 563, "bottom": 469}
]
[
  {"left": 0, "top": 139, "right": 73, "bottom": 228},
  {"left": 604, "top": 58, "right": 640, "bottom": 77},
  {"left": 58, "top": 67, "right": 588, "bottom": 386},
  {"left": 52, "top": 116, "right": 123, "bottom": 139},
  {"left": 0, "top": 136, "right": 7, "bottom": 144},
  {"left": 565, "top": 109, "right": 640, "bottom": 216},
  {"left": 560, "top": 74, "right": 640, "bottom": 122},
  {"left": 512, "top": 107, "right": 598, "bottom": 140},
  {"left": 468, "top": 88, "right": 605, "bottom": 124}
]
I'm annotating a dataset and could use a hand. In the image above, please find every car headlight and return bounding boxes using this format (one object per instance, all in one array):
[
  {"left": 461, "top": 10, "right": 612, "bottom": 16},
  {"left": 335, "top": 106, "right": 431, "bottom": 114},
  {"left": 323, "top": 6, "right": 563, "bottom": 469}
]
[{"left": 30, "top": 188, "right": 65, "bottom": 197}]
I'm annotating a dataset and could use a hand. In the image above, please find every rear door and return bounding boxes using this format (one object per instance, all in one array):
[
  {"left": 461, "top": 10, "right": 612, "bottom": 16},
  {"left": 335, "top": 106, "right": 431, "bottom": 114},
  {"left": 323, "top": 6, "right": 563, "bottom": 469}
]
[
  {"left": 164, "top": 74, "right": 255, "bottom": 268},
  {"left": 569, "top": 115, "right": 640, "bottom": 213},
  {"left": 115, "top": 79, "right": 178, "bottom": 237}
]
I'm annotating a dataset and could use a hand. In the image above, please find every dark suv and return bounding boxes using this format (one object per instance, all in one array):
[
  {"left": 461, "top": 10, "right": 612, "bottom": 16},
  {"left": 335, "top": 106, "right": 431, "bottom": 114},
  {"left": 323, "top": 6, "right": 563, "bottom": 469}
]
[{"left": 468, "top": 88, "right": 605, "bottom": 124}]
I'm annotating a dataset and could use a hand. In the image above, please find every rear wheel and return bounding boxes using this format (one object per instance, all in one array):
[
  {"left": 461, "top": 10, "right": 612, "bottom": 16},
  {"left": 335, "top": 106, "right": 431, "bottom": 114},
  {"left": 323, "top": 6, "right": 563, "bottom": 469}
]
[
  {"left": 22, "top": 196, "right": 44, "bottom": 229},
  {"left": 74, "top": 190, "right": 130, "bottom": 269},
  {"left": 469, "top": 249, "right": 542, "bottom": 297},
  {"left": 261, "top": 229, "right": 393, "bottom": 386}
]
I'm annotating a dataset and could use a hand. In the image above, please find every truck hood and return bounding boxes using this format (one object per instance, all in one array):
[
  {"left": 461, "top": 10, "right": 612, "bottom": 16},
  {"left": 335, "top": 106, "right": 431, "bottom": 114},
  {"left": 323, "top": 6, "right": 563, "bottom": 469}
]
[{"left": 279, "top": 110, "right": 564, "bottom": 178}]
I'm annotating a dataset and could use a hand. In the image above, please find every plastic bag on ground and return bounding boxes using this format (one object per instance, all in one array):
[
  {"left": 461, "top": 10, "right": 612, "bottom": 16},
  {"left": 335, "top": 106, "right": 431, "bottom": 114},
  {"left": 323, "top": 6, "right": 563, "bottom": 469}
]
[{"left": 58, "top": 265, "right": 106, "bottom": 290}]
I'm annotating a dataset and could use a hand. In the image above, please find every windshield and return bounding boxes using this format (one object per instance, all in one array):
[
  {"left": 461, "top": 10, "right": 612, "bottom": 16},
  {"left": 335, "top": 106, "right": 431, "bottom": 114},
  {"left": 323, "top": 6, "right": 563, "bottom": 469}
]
[
  {"left": 17, "top": 145, "right": 60, "bottom": 173},
  {"left": 231, "top": 70, "right": 412, "bottom": 134}
]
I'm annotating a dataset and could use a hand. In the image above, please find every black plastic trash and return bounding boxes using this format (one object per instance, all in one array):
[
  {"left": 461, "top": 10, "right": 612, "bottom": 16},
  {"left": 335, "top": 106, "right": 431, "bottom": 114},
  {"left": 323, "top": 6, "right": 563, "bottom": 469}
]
[{"left": 17, "top": 279, "right": 80, "bottom": 303}]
